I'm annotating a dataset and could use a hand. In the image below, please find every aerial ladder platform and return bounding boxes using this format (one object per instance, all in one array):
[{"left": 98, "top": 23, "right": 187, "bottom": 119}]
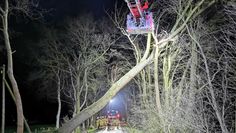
[{"left": 125, "top": 0, "right": 154, "bottom": 34}]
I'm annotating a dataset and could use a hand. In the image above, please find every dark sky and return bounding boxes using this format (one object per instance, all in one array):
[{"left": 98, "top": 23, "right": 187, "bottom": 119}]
[{"left": 40, "top": 0, "right": 124, "bottom": 21}]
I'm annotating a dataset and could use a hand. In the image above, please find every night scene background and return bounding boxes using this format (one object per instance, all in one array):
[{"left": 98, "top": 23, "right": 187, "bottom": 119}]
[{"left": 0, "top": 0, "right": 236, "bottom": 133}]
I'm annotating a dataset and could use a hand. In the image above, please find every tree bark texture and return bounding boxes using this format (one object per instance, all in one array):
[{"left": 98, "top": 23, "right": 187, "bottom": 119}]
[
  {"left": 56, "top": 71, "right": 61, "bottom": 128},
  {"left": 2, "top": 0, "right": 24, "bottom": 132},
  {"left": 1, "top": 65, "right": 5, "bottom": 133}
]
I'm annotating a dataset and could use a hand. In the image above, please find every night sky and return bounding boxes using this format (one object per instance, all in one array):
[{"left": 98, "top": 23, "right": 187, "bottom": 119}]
[
  {"left": 1, "top": 0, "right": 126, "bottom": 126},
  {"left": 40, "top": 0, "right": 123, "bottom": 20}
]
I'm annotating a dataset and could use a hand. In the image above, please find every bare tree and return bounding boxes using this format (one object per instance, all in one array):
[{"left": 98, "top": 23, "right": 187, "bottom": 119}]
[
  {"left": 0, "top": 1, "right": 24, "bottom": 132},
  {"left": 0, "top": 0, "right": 40, "bottom": 132},
  {"left": 55, "top": 70, "right": 62, "bottom": 129},
  {"left": 38, "top": 15, "right": 116, "bottom": 132}
]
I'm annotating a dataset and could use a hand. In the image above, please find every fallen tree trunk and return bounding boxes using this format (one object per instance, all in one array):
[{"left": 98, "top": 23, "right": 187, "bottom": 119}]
[{"left": 58, "top": 54, "right": 153, "bottom": 133}]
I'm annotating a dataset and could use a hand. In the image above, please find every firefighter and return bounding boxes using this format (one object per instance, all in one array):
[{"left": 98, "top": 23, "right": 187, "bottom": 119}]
[{"left": 96, "top": 117, "right": 100, "bottom": 129}]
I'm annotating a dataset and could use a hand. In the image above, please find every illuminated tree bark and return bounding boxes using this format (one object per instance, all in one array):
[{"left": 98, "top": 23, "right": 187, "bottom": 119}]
[
  {"left": 56, "top": 70, "right": 61, "bottom": 129},
  {"left": 0, "top": 1, "right": 24, "bottom": 132},
  {"left": 1, "top": 65, "right": 5, "bottom": 133}
]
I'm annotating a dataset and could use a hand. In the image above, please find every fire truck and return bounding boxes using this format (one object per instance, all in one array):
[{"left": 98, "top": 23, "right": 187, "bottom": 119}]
[
  {"left": 107, "top": 110, "right": 120, "bottom": 127},
  {"left": 96, "top": 110, "right": 121, "bottom": 129}
]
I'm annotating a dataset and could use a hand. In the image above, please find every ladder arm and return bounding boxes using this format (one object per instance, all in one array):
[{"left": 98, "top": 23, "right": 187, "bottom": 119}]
[
  {"left": 125, "top": 0, "right": 143, "bottom": 18},
  {"left": 135, "top": 0, "right": 143, "bottom": 18}
]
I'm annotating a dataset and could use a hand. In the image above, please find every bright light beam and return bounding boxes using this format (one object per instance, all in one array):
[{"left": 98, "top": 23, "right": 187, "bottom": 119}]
[{"left": 110, "top": 99, "right": 113, "bottom": 104}]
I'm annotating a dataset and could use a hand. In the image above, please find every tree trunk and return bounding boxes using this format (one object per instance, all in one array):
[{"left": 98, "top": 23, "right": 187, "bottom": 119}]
[
  {"left": 189, "top": 42, "right": 197, "bottom": 108},
  {"left": 23, "top": 119, "right": 32, "bottom": 133},
  {"left": 75, "top": 86, "right": 81, "bottom": 133},
  {"left": 2, "top": 0, "right": 24, "bottom": 132},
  {"left": 56, "top": 87, "right": 61, "bottom": 128},
  {"left": 163, "top": 53, "right": 171, "bottom": 109},
  {"left": 1, "top": 65, "right": 5, "bottom": 133},
  {"left": 4, "top": 79, "right": 31, "bottom": 133},
  {"left": 56, "top": 71, "right": 61, "bottom": 128},
  {"left": 154, "top": 45, "right": 162, "bottom": 113},
  {"left": 58, "top": 55, "right": 153, "bottom": 133}
]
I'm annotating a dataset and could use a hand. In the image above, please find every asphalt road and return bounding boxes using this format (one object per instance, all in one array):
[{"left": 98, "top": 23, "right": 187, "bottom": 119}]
[{"left": 96, "top": 127, "right": 127, "bottom": 133}]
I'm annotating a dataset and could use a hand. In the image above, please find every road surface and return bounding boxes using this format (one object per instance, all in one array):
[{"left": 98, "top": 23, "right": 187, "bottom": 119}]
[{"left": 96, "top": 127, "right": 127, "bottom": 133}]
